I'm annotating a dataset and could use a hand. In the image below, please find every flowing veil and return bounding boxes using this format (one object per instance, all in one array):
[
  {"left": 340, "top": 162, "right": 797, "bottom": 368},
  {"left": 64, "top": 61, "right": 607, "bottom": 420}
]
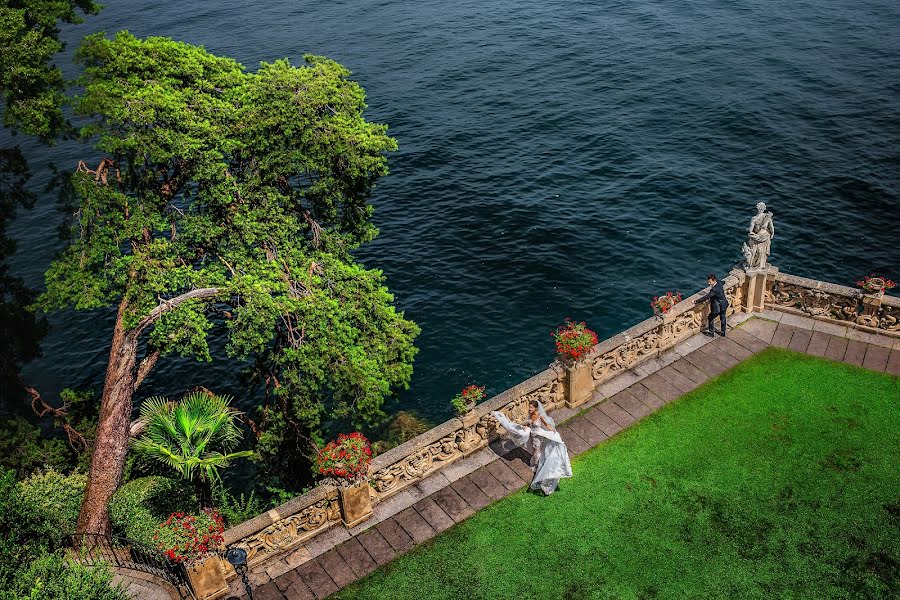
[
  {"left": 491, "top": 401, "right": 572, "bottom": 495},
  {"left": 536, "top": 400, "right": 555, "bottom": 429}
]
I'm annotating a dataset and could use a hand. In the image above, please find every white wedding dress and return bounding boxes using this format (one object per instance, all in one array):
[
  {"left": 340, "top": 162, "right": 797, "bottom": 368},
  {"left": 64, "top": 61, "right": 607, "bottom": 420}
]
[{"left": 491, "top": 401, "right": 573, "bottom": 495}]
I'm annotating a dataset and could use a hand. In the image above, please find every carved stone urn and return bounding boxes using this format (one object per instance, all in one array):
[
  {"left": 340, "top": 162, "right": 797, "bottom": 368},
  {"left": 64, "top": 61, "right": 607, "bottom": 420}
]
[
  {"left": 338, "top": 482, "right": 373, "bottom": 528},
  {"left": 185, "top": 555, "right": 228, "bottom": 600}
]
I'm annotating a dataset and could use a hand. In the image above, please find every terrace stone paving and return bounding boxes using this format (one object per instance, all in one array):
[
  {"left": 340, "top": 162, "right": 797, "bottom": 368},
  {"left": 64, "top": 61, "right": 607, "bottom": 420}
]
[{"left": 229, "top": 312, "right": 900, "bottom": 600}]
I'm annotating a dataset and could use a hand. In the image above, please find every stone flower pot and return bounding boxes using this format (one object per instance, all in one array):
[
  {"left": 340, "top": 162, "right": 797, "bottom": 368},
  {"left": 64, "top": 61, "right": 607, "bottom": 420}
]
[
  {"left": 185, "top": 555, "right": 228, "bottom": 600},
  {"left": 338, "top": 482, "right": 373, "bottom": 528}
]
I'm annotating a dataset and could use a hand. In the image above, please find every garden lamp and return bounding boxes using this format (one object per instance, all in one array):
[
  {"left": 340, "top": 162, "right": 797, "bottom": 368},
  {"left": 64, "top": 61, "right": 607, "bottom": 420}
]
[{"left": 225, "top": 546, "right": 253, "bottom": 600}]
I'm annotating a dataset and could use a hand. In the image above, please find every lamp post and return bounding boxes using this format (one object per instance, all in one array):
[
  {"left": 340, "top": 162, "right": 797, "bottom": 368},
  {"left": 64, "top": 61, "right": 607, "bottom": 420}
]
[{"left": 225, "top": 547, "right": 253, "bottom": 600}]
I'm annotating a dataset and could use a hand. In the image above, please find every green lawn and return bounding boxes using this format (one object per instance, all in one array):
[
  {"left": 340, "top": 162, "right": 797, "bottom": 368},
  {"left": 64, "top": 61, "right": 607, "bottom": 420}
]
[{"left": 335, "top": 348, "right": 900, "bottom": 599}]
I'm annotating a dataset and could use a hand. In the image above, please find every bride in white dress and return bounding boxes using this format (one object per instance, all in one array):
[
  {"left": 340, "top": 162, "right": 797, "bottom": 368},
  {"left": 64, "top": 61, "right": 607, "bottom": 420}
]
[{"left": 491, "top": 400, "right": 573, "bottom": 495}]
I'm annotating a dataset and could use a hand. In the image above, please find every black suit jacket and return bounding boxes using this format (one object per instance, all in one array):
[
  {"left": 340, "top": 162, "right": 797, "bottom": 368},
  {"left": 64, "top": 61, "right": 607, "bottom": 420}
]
[{"left": 698, "top": 281, "right": 729, "bottom": 313}]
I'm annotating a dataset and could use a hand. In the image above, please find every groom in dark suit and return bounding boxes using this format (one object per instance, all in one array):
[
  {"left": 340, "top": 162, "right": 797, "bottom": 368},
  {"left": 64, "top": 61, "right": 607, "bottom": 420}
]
[{"left": 694, "top": 273, "right": 728, "bottom": 337}]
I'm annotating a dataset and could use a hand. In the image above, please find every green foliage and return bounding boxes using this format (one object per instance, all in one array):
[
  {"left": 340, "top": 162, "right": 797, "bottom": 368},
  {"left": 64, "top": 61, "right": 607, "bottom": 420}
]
[
  {"left": 0, "top": 0, "right": 101, "bottom": 139},
  {"left": 35, "top": 32, "right": 420, "bottom": 487},
  {"left": 57, "top": 387, "right": 99, "bottom": 470},
  {"left": 213, "top": 481, "right": 264, "bottom": 526},
  {"left": 109, "top": 476, "right": 196, "bottom": 547},
  {"left": 335, "top": 349, "right": 900, "bottom": 599},
  {"left": 0, "top": 467, "right": 50, "bottom": 585},
  {"left": 132, "top": 391, "right": 253, "bottom": 487},
  {"left": 0, "top": 417, "right": 73, "bottom": 476},
  {"left": 17, "top": 469, "right": 86, "bottom": 535},
  {"left": 0, "top": 468, "right": 124, "bottom": 599},
  {"left": 3, "top": 550, "right": 127, "bottom": 600}
]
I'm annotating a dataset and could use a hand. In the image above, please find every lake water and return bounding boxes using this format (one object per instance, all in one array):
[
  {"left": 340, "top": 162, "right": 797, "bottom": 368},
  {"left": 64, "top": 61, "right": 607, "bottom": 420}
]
[{"left": 5, "top": 0, "right": 899, "bottom": 428}]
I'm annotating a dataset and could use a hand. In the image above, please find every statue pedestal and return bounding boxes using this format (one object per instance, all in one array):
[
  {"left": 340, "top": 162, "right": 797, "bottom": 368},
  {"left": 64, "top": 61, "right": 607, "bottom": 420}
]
[{"left": 743, "top": 266, "right": 777, "bottom": 313}]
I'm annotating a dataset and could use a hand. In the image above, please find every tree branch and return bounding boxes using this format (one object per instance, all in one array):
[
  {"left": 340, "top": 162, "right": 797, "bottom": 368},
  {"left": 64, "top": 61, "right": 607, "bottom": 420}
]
[
  {"left": 134, "top": 349, "right": 161, "bottom": 391},
  {"left": 27, "top": 384, "right": 89, "bottom": 454},
  {"left": 132, "top": 287, "right": 221, "bottom": 336}
]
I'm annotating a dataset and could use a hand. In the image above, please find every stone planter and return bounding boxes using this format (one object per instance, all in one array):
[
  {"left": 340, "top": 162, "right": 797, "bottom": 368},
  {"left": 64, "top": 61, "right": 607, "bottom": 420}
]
[
  {"left": 565, "top": 361, "right": 593, "bottom": 409},
  {"left": 185, "top": 555, "right": 228, "bottom": 600},
  {"left": 338, "top": 482, "right": 373, "bottom": 527}
]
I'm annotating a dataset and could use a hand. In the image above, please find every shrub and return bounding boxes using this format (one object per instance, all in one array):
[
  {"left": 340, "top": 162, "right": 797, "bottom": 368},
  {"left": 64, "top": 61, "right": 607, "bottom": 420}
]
[
  {"left": 17, "top": 469, "right": 86, "bottom": 539},
  {"left": 213, "top": 482, "right": 264, "bottom": 526},
  {"left": 109, "top": 476, "right": 196, "bottom": 547},
  {"left": 451, "top": 385, "right": 486, "bottom": 414},
  {"left": 0, "top": 468, "right": 52, "bottom": 587},
  {"left": 0, "top": 417, "right": 73, "bottom": 478},
  {"left": 153, "top": 510, "right": 225, "bottom": 564},
  {"left": 314, "top": 432, "right": 372, "bottom": 485},
  {"left": 0, "top": 468, "right": 124, "bottom": 600},
  {"left": 3, "top": 550, "right": 128, "bottom": 600},
  {"left": 551, "top": 319, "right": 598, "bottom": 364}
]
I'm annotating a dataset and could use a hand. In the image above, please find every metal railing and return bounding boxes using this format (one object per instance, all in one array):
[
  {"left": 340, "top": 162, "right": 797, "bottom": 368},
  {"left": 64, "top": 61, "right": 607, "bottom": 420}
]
[{"left": 65, "top": 532, "right": 192, "bottom": 599}]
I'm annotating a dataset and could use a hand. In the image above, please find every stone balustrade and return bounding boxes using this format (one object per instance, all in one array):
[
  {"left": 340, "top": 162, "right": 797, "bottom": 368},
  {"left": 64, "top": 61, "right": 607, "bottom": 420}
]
[
  {"left": 219, "top": 265, "right": 898, "bottom": 573},
  {"left": 768, "top": 272, "right": 900, "bottom": 337},
  {"left": 221, "top": 484, "right": 341, "bottom": 568},
  {"left": 220, "top": 268, "right": 751, "bottom": 569}
]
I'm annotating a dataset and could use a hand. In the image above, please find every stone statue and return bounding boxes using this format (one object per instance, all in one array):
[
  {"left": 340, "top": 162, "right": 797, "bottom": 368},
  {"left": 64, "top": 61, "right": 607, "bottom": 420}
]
[{"left": 742, "top": 202, "right": 774, "bottom": 270}]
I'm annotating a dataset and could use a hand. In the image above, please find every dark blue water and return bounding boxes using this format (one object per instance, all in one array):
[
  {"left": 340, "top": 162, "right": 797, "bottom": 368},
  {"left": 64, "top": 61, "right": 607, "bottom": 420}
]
[{"left": 6, "top": 0, "right": 900, "bottom": 427}]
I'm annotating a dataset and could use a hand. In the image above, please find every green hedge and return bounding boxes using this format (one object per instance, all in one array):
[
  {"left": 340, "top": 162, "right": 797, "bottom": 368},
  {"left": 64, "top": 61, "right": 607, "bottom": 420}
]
[
  {"left": 0, "top": 468, "right": 126, "bottom": 600},
  {"left": 17, "top": 469, "right": 86, "bottom": 541},
  {"left": 109, "top": 476, "right": 196, "bottom": 547},
  {"left": 1, "top": 550, "right": 127, "bottom": 600}
]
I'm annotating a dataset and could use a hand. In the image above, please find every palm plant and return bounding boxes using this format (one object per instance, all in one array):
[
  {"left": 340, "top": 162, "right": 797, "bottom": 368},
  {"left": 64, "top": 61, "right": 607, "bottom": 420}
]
[{"left": 132, "top": 391, "right": 254, "bottom": 509}]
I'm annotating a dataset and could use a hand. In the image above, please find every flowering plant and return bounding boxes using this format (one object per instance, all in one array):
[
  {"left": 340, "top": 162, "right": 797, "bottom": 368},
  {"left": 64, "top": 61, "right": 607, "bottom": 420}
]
[
  {"left": 153, "top": 510, "right": 224, "bottom": 564},
  {"left": 651, "top": 291, "right": 683, "bottom": 315},
  {"left": 551, "top": 319, "right": 599, "bottom": 365},
  {"left": 314, "top": 432, "right": 372, "bottom": 485},
  {"left": 451, "top": 384, "right": 486, "bottom": 414},
  {"left": 855, "top": 274, "right": 896, "bottom": 294}
]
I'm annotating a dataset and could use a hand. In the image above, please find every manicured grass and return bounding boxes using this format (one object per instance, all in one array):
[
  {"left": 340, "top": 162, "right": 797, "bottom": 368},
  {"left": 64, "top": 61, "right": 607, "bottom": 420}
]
[{"left": 335, "top": 348, "right": 900, "bottom": 599}]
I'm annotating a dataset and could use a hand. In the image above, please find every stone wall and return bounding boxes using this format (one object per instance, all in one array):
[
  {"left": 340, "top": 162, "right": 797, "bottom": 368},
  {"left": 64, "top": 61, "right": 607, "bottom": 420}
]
[{"left": 221, "top": 268, "right": 752, "bottom": 568}]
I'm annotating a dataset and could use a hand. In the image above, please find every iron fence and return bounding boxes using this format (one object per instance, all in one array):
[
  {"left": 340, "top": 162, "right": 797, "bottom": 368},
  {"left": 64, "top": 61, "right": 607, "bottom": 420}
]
[{"left": 65, "top": 532, "right": 193, "bottom": 599}]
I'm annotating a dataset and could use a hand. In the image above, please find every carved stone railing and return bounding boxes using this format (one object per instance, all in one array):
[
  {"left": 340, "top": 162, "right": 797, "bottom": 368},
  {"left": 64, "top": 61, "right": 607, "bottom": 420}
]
[
  {"left": 369, "top": 366, "right": 566, "bottom": 504},
  {"left": 583, "top": 269, "right": 746, "bottom": 391},
  {"left": 768, "top": 272, "right": 900, "bottom": 337},
  {"left": 220, "top": 268, "right": 751, "bottom": 569},
  {"left": 221, "top": 484, "right": 341, "bottom": 568}
]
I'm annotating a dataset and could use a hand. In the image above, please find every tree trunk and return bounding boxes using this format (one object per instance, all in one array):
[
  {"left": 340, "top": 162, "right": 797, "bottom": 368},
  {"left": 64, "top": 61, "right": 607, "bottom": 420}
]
[
  {"left": 195, "top": 477, "right": 213, "bottom": 511},
  {"left": 75, "top": 287, "right": 220, "bottom": 535},
  {"left": 75, "top": 300, "right": 139, "bottom": 535}
]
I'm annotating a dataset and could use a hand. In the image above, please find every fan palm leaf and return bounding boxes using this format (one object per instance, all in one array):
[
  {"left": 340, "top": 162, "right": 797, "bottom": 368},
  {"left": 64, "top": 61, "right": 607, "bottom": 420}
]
[{"left": 132, "top": 391, "right": 253, "bottom": 489}]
